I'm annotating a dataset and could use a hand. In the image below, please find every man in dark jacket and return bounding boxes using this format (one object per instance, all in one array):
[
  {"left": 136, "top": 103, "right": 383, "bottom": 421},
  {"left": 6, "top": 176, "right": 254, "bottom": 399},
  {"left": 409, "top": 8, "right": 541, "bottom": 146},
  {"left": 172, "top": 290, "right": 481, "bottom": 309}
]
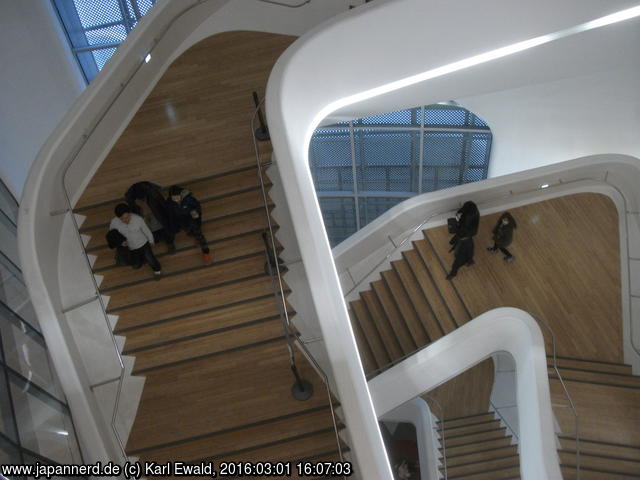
[
  {"left": 167, "top": 185, "right": 212, "bottom": 264},
  {"left": 125, "top": 181, "right": 176, "bottom": 253},
  {"left": 449, "top": 201, "right": 479, "bottom": 251}
]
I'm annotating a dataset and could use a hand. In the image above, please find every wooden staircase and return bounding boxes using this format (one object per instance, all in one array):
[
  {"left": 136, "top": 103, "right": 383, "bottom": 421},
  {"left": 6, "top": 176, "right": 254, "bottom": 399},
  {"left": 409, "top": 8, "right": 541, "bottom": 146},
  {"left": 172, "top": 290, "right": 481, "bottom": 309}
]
[
  {"left": 77, "top": 166, "right": 347, "bottom": 472},
  {"left": 347, "top": 198, "right": 640, "bottom": 479}
]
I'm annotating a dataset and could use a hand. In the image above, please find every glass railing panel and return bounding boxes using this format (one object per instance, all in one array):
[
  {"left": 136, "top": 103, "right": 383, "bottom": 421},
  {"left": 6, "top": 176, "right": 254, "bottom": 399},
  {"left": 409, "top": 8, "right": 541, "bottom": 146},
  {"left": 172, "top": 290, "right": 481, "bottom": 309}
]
[{"left": 7, "top": 372, "right": 82, "bottom": 464}]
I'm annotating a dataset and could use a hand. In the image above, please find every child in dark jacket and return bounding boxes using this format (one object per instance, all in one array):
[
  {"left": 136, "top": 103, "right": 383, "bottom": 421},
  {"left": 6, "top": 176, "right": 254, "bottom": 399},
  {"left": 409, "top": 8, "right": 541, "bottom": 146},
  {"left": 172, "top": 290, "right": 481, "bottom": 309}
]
[
  {"left": 488, "top": 212, "right": 517, "bottom": 261},
  {"left": 167, "top": 185, "right": 212, "bottom": 264}
]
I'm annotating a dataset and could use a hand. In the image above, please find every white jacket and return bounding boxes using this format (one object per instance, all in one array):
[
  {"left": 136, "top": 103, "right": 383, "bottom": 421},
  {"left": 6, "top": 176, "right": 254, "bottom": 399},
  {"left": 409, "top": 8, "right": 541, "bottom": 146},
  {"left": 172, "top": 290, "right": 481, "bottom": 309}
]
[{"left": 109, "top": 214, "right": 154, "bottom": 250}]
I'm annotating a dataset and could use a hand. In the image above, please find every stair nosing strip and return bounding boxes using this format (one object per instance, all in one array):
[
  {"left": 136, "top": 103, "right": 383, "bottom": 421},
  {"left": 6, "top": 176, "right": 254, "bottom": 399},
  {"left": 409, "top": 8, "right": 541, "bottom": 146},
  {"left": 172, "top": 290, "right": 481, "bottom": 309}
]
[
  {"left": 114, "top": 290, "right": 291, "bottom": 334},
  {"left": 444, "top": 419, "right": 501, "bottom": 433},
  {"left": 447, "top": 463, "right": 520, "bottom": 480},
  {"left": 86, "top": 205, "right": 271, "bottom": 252},
  {"left": 548, "top": 373, "right": 640, "bottom": 389},
  {"left": 132, "top": 335, "right": 285, "bottom": 375},
  {"left": 101, "top": 250, "right": 264, "bottom": 293},
  {"left": 79, "top": 184, "right": 271, "bottom": 233},
  {"left": 74, "top": 164, "right": 261, "bottom": 213},
  {"left": 126, "top": 404, "right": 333, "bottom": 456},
  {"left": 560, "top": 449, "right": 640, "bottom": 464},
  {"left": 446, "top": 426, "right": 507, "bottom": 441},
  {"left": 547, "top": 364, "right": 638, "bottom": 379},
  {"left": 443, "top": 431, "right": 509, "bottom": 450},
  {"left": 187, "top": 427, "right": 337, "bottom": 465},
  {"left": 107, "top": 272, "right": 268, "bottom": 314},
  {"left": 560, "top": 463, "right": 640, "bottom": 478},
  {"left": 123, "top": 314, "right": 282, "bottom": 354},
  {"left": 443, "top": 443, "right": 518, "bottom": 460},
  {"left": 558, "top": 435, "right": 640, "bottom": 450},
  {"left": 444, "top": 453, "right": 519, "bottom": 472},
  {"left": 439, "top": 412, "right": 496, "bottom": 424}
]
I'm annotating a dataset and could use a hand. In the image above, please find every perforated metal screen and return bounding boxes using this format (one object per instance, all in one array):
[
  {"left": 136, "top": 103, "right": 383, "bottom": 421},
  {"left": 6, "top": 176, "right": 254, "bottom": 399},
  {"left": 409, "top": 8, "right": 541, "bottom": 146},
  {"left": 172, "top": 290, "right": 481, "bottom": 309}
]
[
  {"left": 52, "top": 0, "right": 157, "bottom": 82},
  {"left": 310, "top": 104, "right": 492, "bottom": 246}
]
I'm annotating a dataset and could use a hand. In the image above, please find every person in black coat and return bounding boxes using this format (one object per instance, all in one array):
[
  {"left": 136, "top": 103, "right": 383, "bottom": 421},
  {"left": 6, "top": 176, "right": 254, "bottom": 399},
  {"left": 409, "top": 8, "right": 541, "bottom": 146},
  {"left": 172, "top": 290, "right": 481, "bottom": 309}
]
[
  {"left": 125, "top": 181, "right": 176, "bottom": 253},
  {"left": 449, "top": 200, "right": 479, "bottom": 250},
  {"left": 167, "top": 185, "right": 212, "bottom": 264},
  {"left": 447, "top": 236, "right": 474, "bottom": 279},
  {"left": 488, "top": 212, "right": 517, "bottom": 261}
]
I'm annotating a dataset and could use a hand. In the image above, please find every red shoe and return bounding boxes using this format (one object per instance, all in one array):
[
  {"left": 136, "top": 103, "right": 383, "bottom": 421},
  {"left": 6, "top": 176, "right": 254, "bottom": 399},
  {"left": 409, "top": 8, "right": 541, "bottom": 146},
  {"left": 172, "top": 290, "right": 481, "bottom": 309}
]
[{"left": 203, "top": 253, "right": 212, "bottom": 265}]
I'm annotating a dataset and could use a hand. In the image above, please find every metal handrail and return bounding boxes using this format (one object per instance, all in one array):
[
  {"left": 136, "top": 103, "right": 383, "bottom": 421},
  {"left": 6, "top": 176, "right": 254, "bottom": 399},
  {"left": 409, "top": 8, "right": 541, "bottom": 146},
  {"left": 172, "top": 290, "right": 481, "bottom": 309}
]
[
  {"left": 56, "top": 0, "right": 211, "bottom": 461},
  {"left": 422, "top": 394, "right": 447, "bottom": 480},
  {"left": 251, "top": 98, "right": 345, "bottom": 471},
  {"left": 532, "top": 314, "right": 580, "bottom": 479},
  {"left": 489, "top": 399, "right": 519, "bottom": 442},
  {"left": 256, "top": 0, "right": 311, "bottom": 7}
]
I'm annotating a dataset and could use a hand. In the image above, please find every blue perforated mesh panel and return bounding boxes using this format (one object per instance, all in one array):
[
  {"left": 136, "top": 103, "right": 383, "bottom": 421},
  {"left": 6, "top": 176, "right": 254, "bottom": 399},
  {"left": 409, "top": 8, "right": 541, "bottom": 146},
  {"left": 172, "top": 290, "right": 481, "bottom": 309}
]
[
  {"left": 355, "top": 130, "right": 419, "bottom": 193},
  {"left": 310, "top": 105, "right": 491, "bottom": 246},
  {"left": 359, "top": 197, "right": 405, "bottom": 227},
  {"left": 53, "top": 0, "right": 157, "bottom": 81},
  {"left": 318, "top": 197, "right": 358, "bottom": 246}
]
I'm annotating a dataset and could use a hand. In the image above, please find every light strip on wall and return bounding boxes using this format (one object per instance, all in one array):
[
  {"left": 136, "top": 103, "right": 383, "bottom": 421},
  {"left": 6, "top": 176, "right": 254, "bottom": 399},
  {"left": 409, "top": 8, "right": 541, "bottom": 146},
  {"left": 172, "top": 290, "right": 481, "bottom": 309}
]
[{"left": 310, "top": 4, "right": 640, "bottom": 139}]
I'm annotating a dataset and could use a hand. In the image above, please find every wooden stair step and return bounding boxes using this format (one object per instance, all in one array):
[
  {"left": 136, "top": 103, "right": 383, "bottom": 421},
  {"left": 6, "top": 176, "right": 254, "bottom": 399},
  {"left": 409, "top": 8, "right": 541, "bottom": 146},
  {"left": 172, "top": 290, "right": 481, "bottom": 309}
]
[
  {"left": 78, "top": 167, "right": 265, "bottom": 231},
  {"left": 403, "top": 249, "right": 458, "bottom": 334},
  {"left": 350, "top": 300, "right": 391, "bottom": 368},
  {"left": 122, "top": 295, "right": 287, "bottom": 351},
  {"left": 137, "top": 406, "right": 336, "bottom": 463},
  {"left": 364, "top": 285, "right": 415, "bottom": 356},
  {"left": 392, "top": 259, "right": 445, "bottom": 341},
  {"left": 445, "top": 419, "right": 502, "bottom": 438},
  {"left": 371, "top": 276, "right": 429, "bottom": 350},
  {"left": 106, "top": 255, "right": 265, "bottom": 310},
  {"left": 113, "top": 274, "right": 274, "bottom": 331},
  {"left": 86, "top": 189, "right": 272, "bottom": 250},
  {"left": 97, "top": 228, "right": 270, "bottom": 276},
  {"left": 88, "top": 207, "right": 272, "bottom": 265},
  {"left": 361, "top": 290, "right": 404, "bottom": 360},
  {"left": 448, "top": 465, "right": 520, "bottom": 480},
  {"left": 414, "top": 238, "right": 470, "bottom": 326},
  {"left": 348, "top": 310, "right": 377, "bottom": 375},
  {"left": 559, "top": 450, "right": 640, "bottom": 476},
  {"left": 561, "top": 465, "right": 640, "bottom": 480},
  {"left": 445, "top": 454, "right": 519, "bottom": 478},
  {"left": 444, "top": 445, "right": 518, "bottom": 468},
  {"left": 559, "top": 436, "right": 640, "bottom": 462},
  {"left": 549, "top": 367, "right": 640, "bottom": 389},
  {"left": 547, "top": 356, "right": 633, "bottom": 376},
  {"left": 126, "top": 340, "right": 329, "bottom": 453},
  {"left": 215, "top": 429, "right": 345, "bottom": 472},
  {"left": 381, "top": 269, "right": 432, "bottom": 345},
  {"left": 440, "top": 412, "right": 496, "bottom": 430},
  {"left": 445, "top": 437, "right": 512, "bottom": 458},
  {"left": 131, "top": 317, "right": 284, "bottom": 374},
  {"left": 446, "top": 427, "right": 508, "bottom": 448},
  {"left": 550, "top": 378, "right": 640, "bottom": 447}
]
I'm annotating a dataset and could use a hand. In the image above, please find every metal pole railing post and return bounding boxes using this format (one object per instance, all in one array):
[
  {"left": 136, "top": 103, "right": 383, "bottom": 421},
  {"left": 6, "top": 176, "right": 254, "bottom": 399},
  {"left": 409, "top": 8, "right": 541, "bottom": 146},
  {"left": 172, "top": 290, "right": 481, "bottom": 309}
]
[{"left": 252, "top": 92, "right": 270, "bottom": 141}]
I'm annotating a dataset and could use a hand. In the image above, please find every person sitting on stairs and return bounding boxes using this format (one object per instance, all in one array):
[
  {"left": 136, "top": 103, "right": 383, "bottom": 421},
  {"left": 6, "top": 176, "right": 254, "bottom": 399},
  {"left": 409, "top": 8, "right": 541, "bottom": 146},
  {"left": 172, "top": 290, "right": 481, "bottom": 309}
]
[
  {"left": 110, "top": 204, "right": 162, "bottom": 280},
  {"left": 167, "top": 185, "right": 212, "bottom": 265},
  {"left": 125, "top": 181, "right": 176, "bottom": 254}
]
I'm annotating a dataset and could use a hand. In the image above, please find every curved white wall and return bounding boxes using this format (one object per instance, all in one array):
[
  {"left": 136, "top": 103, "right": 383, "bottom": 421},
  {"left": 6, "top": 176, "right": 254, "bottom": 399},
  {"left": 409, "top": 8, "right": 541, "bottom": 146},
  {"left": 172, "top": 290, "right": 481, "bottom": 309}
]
[{"left": 369, "top": 308, "right": 562, "bottom": 480}]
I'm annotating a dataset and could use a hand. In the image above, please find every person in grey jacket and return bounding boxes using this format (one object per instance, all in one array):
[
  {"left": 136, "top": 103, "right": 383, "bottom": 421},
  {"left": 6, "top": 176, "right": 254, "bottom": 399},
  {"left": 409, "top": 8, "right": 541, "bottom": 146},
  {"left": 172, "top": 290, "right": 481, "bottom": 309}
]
[{"left": 110, "top": 204, "right": 162, "bottom": 279}]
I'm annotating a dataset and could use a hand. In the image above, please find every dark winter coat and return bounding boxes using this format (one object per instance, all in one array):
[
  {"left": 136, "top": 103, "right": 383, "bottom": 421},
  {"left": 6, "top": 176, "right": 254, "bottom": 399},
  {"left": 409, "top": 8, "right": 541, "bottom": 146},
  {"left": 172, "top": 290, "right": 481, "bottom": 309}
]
[
  {"left": 456, "top": 201, "right": 479, "bottom": 238},
  {"left": 454, "top": 236, "right": 475, "bottom": 264},
  {"left": 167, "top": 188, "right": 202, "bottom": 230},
  {"left": 492, "top": 213, "right": 516, "bottom": 247},
  {"left": 125, "top": 182, "right": 175, "bottom": 233}
]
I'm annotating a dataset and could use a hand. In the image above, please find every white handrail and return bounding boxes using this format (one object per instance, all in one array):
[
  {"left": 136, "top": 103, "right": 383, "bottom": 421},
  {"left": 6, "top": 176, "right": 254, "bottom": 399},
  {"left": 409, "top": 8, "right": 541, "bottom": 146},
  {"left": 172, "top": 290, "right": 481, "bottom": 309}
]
[{"left": 369, "top": 308, "right": 563, "bottom": 480}]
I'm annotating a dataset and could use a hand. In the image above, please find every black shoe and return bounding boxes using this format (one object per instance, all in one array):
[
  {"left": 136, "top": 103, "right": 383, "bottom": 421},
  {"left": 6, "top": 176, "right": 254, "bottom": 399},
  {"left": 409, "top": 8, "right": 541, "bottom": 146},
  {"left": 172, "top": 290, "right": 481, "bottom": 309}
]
[
  {"left": 167, "top": 243, "right": 176, "bottom": 254},
  {"left": 504, "top": 255, "right": 515, "bottom": 262},
  {"left": 487, "top": 247, "right": 497, "bottom": 253},
  {"left": 467, "top": 259, "right": 475, "bottom": 266},
  {"left": 446, "top": 273, "right": 455, "bottom": 280},
  {"left": 153, "top": 271, "right": 162, "bottom": 281}
]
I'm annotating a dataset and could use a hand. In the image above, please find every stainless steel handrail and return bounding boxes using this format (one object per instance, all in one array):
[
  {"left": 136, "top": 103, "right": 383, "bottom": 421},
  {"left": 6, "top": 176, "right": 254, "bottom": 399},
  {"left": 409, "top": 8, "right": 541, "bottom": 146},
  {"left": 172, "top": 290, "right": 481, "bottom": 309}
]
[
  {"left": 489, "top": 399, "right": 519, "bottom": 442},
  {"left": 532, "top": 314, "right": 580, "bottom": 479},
  {"left": 251, "top": 99, "right": 345, "bottom": 471},
  {"left": 256, "top": 0, "right": 312, "bottom": 7},
  {"left": 57, "top": 0, "right": 211, "bottom": 461},
  {"left": 422, "top": 394, "right": 447, "bottom": 480}
]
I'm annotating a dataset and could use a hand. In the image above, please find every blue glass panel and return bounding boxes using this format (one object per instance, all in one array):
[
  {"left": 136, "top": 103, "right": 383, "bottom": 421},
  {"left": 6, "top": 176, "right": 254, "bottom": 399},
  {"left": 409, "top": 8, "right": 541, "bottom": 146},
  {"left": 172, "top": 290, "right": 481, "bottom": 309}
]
[
  {"left": 423, "top": 132, "right": 464, "bottom": 166},
  {"left": 359, "top": 108, "right": 415, "bottom": 126},
  {"left": 359, "top": 197, "right": 406, "bottom": 227},
  {"left": 318, "top": 198, "right": 357, "bottom": 246},
  {"left": 424, "top": 106, "right": 466, "bottom": 126},
  {"left": 85, "top": 24, "right": 127, "bottom": 46}
]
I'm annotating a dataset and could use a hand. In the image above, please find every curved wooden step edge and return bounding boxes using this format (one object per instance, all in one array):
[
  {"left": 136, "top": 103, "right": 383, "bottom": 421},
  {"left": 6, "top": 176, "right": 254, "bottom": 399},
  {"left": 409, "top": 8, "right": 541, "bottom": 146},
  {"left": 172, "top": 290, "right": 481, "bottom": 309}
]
[
  {"left": 114, "top": 289, "right": 290, "bottom": 335},
  {"left": 132, "top": 334, "right": 287, "bottom": 376},
  {"left": 126, "top": 404, "right": 334, "bottom": 456},
  {"left": 75, "top": 165, "right": 261, "bottom": 213}
]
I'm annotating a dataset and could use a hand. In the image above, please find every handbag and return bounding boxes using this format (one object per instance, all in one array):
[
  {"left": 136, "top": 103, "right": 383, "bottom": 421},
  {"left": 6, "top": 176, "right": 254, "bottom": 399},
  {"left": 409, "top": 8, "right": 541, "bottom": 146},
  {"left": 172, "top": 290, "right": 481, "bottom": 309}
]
[{"left": 447, "top": 217, "right": 459, "bottom": 234}]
